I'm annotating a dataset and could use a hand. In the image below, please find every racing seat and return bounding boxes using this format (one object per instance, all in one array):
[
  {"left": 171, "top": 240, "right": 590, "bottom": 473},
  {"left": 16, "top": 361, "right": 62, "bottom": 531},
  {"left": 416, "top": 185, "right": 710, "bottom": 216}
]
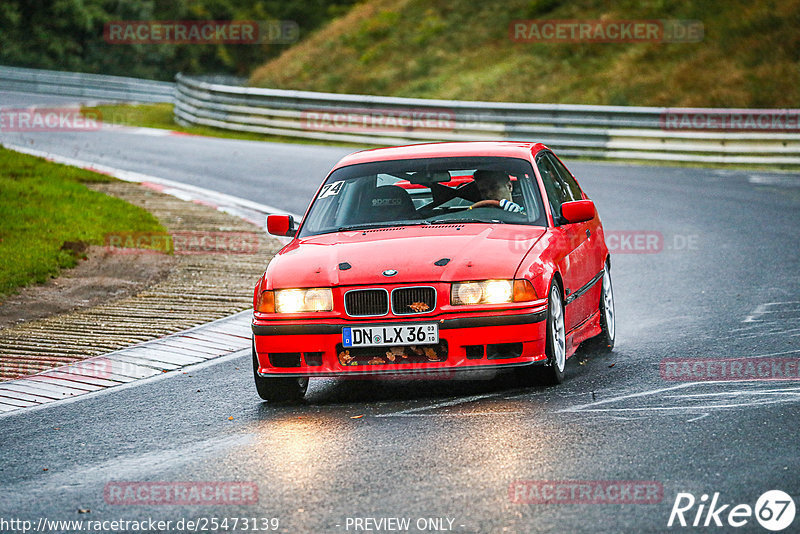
[{"left": 359, "top": 185, "right": 417, "bottom": 223}]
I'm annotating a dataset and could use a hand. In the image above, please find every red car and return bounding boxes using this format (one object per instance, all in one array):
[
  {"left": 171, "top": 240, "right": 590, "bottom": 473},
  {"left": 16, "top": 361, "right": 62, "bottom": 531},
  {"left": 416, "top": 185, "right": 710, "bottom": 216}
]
[{"left": 252, "top": 142, "right": 615, "bottom": 401}]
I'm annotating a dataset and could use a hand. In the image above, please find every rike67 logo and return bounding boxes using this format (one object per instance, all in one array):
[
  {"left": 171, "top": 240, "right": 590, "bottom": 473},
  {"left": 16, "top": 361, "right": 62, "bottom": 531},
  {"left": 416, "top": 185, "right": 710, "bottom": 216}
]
[{"left": 669, "top": 490, "right": 796, "bottom": 531}]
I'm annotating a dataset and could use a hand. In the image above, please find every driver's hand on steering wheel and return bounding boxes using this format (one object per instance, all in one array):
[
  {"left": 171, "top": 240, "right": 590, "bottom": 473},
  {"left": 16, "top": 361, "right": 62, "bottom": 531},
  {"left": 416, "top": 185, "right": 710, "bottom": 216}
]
[
  {"left": 469, "top": 199, "right": 525, "bottom": 212},
  {"left": 499, "top": 199, "right": 524, "bottom": 212}
]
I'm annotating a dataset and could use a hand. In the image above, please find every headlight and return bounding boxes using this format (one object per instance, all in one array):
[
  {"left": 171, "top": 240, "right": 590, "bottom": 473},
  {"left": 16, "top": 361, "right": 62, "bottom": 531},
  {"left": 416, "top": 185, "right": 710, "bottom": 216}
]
[
  {"left": 274, "top": 288, "right": 333, "bottom": 313},
  {"left": 451, "top": 280, "right": 513, "bottom": 305},
  {"left": 484, "top": 280, "right": 513, "bottom": 303},
  {"left": 451, "top": 279, "right": 537, "bottom": 305},
  {"left": 454, "top": 282, "right": 484, "bottom": 305}
]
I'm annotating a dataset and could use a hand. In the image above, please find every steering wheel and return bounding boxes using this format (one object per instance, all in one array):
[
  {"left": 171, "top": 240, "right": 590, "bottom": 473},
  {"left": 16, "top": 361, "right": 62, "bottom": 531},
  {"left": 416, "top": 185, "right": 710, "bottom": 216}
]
[{"left": 469, "top": 200, "right": 501, "bottom": 209}]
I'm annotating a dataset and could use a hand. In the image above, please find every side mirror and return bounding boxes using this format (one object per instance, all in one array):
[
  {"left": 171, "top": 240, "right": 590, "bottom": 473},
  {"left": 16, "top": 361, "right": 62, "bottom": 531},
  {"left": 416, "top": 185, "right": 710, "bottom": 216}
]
[
  {"left": 560, "top": 200, "right": 595, "bottom": 224},
  {"left": 266, "top": 214, "right": 296, "bottom": 237}
]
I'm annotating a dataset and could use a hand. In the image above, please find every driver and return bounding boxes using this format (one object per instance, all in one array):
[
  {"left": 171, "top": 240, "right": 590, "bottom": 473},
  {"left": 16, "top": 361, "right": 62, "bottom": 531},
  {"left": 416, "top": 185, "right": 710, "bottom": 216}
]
[{"left": 471, "top": 170, "right": 524, "bottom": 212}]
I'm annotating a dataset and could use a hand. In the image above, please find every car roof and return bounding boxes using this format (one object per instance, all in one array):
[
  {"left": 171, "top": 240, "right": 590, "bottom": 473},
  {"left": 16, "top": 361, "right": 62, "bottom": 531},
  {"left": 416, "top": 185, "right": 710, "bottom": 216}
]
[{"left": 331, "top": 141, "right": 549, "bottom": 170}]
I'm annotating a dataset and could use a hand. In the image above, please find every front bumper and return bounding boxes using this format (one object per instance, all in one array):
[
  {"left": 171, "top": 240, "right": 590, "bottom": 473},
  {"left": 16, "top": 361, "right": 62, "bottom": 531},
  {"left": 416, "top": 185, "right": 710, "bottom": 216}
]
[{"left": 252, "top": 306, "right": 549, "bottom": 377}]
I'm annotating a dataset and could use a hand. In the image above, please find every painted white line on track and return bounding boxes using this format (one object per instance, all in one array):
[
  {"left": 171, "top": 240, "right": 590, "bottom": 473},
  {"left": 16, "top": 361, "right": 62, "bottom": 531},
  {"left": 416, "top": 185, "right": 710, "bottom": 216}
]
[
  {"left": 375, "top": 393, "right": 502, "bottom": 417},
  {"left": 378, "top": 411, "right": 524, "bottom": 417},
  {"left": 663, "top": 387, "right": 800, "bottom": 399},
  {"left": 559, "top": 382, "right": 697, "bottom": 413},
  {"left": 106, "top": 125, "right": 173, "bottom": 136},
  {"left": 560, "top": 381, "right": 800, "bottom": 414},
  {"left": 565, "top": 400, "right": 797, "bottom": 412},
  {"left": 748, "top": 174, "right": 800, "bottom": 187},
  {"left": 737, "top": 327, "right": 800, "bottom": 339},
  {"left": 725, "top": 348, "right": 800, "bottom": 358}
]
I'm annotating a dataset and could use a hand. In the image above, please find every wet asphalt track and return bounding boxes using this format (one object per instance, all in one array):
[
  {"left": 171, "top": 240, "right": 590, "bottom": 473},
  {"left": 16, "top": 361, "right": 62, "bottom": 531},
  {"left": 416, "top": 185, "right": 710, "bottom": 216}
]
[{"left": 1, "top": 90, "right": 799, "bottom": 533}]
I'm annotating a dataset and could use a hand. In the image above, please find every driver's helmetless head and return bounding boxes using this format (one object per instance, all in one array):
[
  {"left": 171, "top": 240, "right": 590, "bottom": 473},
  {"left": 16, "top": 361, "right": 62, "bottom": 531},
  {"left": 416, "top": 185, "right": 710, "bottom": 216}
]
[{"left": 473, "top": 170, "right": 513, "bottom": 202}]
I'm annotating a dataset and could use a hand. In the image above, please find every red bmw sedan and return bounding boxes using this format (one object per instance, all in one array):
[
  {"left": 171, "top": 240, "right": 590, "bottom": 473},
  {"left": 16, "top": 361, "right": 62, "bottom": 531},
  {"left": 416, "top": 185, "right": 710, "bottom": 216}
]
[{"left": 252, "top": 142, "right": 614, "bottom": 401}]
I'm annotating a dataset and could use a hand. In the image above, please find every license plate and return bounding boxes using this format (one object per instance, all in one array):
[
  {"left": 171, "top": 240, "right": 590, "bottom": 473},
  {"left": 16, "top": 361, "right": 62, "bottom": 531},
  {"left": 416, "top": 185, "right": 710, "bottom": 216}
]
[{"left": 342, "top": 323, "right": 439, "bottom": 348}]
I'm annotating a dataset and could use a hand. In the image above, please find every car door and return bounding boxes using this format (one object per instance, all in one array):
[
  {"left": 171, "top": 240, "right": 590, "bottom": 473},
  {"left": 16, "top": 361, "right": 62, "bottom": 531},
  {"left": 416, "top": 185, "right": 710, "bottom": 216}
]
[{"left": 536, "top": 152, "right": 595, "bottom": 332}]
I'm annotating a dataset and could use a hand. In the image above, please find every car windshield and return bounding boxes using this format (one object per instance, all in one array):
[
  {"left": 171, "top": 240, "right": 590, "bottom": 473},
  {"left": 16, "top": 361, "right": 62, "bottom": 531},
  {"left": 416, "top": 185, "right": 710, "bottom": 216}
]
[{"left": 299, "top": 156, "right": 546, "bottom": 237}]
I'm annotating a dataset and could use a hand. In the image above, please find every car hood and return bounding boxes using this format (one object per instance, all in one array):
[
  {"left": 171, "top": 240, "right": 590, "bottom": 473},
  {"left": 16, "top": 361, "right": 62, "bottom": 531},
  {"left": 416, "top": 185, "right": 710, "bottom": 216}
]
[{"left": 265, "top": 224, "right": 546, "bottom": 288}]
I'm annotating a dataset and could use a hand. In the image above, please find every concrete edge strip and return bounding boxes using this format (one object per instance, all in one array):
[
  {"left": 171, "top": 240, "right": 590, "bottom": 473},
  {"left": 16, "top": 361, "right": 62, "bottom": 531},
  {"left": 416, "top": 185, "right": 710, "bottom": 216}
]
[
  {"left": 0, "top": 311, "right": 253, "bottom": 416},
  {"left": 0, "top": 139, "right": 306, "bottom": 415},
  {"left": 0, "top": 348, "right": 252, "bottom": 417}
]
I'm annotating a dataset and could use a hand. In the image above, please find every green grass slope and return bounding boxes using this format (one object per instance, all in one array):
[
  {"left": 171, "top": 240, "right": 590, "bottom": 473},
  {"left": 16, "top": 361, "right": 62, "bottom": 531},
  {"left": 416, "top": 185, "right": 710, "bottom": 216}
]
[
  {"left": 250, "top": 0, "right": 800, "bottom": 107},
  {"left": 0, "top": 148, "right": 166, "bottom": 297}
]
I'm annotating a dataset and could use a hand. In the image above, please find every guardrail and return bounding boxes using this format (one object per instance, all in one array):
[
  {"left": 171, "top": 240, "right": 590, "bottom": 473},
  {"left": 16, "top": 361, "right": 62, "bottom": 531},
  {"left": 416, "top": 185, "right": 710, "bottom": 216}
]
[
  {"left": 175, "top": 74, "right": 800, "bottom": 166},
  {"left": 0, "top": 65, "right": 174, "bottom": 103}
]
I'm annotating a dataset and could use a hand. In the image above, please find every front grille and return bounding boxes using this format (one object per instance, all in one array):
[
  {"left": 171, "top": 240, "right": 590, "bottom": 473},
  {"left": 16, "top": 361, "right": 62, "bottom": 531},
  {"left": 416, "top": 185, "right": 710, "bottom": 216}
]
[
  {"left": 345, "top": 289, "right": 389, "bottom": 317},
  {"left": 336, "top": 341, "right": 448, "bottom": 366},
  {"left": 392, "top": 286, "right": 436, "bottom": 315}
]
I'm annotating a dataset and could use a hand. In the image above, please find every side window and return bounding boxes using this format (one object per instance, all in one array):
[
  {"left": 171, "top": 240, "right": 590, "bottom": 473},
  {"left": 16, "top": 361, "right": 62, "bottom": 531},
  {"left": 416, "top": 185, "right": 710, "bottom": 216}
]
[
  {"left": 546, "top": 153, "right": 583, "bottom": 201},
  {"left": 536, "top": 154, "right": 570, "bottom": 224}
]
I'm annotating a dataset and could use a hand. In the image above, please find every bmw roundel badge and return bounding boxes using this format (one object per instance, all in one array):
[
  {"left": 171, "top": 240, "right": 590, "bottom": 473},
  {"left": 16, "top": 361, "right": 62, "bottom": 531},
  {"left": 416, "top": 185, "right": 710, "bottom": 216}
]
[{"left": 382, "top": 269, "right": 398, "bottom": 277}]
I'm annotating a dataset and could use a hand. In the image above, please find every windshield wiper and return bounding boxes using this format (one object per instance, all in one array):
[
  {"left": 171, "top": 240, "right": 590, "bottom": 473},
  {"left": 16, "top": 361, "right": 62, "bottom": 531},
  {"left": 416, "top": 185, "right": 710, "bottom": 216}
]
[
  {"left": 336, "top": 221, "right": 431, "bottom": 232},
  {"left": 428, "top": 218, "right": 505, "bottom": 224}
]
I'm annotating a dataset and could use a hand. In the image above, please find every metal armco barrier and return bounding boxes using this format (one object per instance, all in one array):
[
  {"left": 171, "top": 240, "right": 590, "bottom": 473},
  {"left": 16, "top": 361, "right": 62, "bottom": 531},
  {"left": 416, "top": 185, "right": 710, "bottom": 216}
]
[
  {"left": 0, "top": 65, "right": 174, "bottom": 103},
  {"left": 2, "top": 66, "right": 796, "bottom": 165},
  {"left": 175, "top": 73, "right": 800, "bottom": 166}
]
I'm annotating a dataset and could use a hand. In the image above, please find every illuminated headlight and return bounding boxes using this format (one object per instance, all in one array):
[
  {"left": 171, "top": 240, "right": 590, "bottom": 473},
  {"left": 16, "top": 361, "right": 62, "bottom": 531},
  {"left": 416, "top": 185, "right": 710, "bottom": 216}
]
[
  {"left": 484, "top": 280, "right": 514, "bottom": 303},
  {"left": 275, "top": 288, "right": 333, "bottom": 313},
  {"left": 451, "top": 280, "right": 513, "bottom": 305}
]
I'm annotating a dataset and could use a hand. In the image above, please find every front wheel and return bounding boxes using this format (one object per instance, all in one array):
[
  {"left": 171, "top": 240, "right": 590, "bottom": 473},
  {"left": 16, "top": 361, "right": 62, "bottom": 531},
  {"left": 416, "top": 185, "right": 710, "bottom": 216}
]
[
  {"left": 517, "top": 280, "right": 566, "bottom": 386},
  {"left": 539, "top": 281, "right": 567, "bottom": 385},
  {"left": 586, "top": 264, "right": 615, "bottom": 352},
  {"left": 252, "top": 340, "right": 308, "bottom": 402}
]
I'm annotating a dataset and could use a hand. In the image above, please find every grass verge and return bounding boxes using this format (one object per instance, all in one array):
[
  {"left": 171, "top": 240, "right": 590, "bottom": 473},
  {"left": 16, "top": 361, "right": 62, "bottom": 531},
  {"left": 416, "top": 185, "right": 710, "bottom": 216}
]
[
  {"left": 249, "top": 0, "right": 800, "bottom": 108},
  {"left": 0, "top": 147, "right": 167, "bottom": 297}
]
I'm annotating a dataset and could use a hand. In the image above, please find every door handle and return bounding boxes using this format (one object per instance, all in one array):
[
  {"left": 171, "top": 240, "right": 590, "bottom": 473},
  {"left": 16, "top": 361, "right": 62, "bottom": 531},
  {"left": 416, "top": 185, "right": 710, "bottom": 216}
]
[{"left": 585, "top": 229, "right": 591, "bottom": 238}]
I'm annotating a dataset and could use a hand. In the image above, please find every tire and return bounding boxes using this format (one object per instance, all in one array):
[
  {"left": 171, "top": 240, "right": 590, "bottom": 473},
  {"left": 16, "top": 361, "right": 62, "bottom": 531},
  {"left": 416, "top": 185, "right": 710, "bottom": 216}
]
[
  {"left": 539, "top": 281, "right": 567, "bottom": 385},
  {"left": 517, "top": 280, "right": 566, "bottom": 386},
  {"left": 586, "top": 262, "right": 615, "bottom": 353},
  {"left": 252, "top": 340, "right": 308, "bottom": 402}
]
